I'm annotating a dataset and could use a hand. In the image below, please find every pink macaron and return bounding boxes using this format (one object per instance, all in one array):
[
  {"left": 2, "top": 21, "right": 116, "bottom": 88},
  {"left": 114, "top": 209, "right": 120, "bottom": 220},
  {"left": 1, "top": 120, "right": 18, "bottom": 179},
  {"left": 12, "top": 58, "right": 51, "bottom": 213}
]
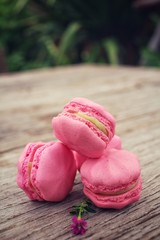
[
  {"left": 52, "top": 98, "right": 115, "bottom": 158},
  {"left": 80, "top": 149, "right": 142, "bottom": 209},
  {"left": 107, "top": 134, "right": 122, "bottom": 150},
  {"left": 74, "top": 135, "right": 122, "bottom": 171},
  {"left": 17, "top": 141, "right": 76, "bottom": 202}
]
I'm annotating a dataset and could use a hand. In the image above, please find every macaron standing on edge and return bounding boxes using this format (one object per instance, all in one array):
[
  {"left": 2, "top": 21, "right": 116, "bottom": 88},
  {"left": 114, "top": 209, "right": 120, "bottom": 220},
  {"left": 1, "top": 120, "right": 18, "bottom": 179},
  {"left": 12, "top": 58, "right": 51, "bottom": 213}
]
[
  {"left": 80, "top": 149, "right": 142, "bottom": 209},
  {"left": 17, "top": 142, "right": 77, "bottom": 202},
  {"left": 52, "top": 98, "right": 116, "bottom": 158}
]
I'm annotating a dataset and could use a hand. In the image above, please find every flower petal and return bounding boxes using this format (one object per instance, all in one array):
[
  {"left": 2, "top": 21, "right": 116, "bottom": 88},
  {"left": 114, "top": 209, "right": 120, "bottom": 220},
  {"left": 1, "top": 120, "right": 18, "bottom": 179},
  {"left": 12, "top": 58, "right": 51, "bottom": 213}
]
[{"left": 72, "top": 215, "right": 78, "bottom": 224}]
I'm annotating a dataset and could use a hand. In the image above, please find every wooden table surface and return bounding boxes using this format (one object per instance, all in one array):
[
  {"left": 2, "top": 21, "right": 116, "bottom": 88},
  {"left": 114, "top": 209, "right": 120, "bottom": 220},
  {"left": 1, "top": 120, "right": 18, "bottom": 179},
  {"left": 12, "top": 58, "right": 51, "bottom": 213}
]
[{"left": 0, "top": 65, "right": 160, "bottom": 240}]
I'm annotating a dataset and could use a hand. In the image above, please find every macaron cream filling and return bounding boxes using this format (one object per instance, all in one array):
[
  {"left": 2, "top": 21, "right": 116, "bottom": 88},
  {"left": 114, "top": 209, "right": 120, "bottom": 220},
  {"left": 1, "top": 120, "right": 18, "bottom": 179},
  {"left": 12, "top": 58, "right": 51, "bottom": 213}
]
[
  {"left": 28, "top": 161, "right": 42, "bottom": 199},
  {"left": 90, "top": 180, "right": 138, "bottom": 196},
  {"left": 65, "top": 108, "right": 108, "bottom": 136},
  {"left": 26, "top": 144, "right": 47, "bottom": 200},
  {"left": 28, "top": 162, "right": 35, "bottom": 190},
  {"left": 64, "top": 99, "right": 115, "bottom": 139},
  {"left": 84, "top": 178, "right": 140, "bottom": 197},
  {"left": 75, "top": 112, "right": 108, "bottom": 135}
]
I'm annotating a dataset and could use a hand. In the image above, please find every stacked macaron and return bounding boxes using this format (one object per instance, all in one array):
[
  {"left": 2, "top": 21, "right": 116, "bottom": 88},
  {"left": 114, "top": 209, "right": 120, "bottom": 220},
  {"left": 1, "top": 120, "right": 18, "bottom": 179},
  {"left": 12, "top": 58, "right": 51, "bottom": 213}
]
[{"left": 17, "top": 97, "right": 142, "bottom": 209}]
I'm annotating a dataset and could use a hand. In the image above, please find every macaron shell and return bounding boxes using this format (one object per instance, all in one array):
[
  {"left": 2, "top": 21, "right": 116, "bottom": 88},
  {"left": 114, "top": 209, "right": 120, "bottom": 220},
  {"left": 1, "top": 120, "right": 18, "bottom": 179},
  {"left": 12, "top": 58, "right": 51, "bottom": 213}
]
[
  {"left": 64, "top": 98, "right": 115, "bottom": 142},
  {"left": 52, "top": 97, "right": 116, "bottom": 158},
  {"left": 31, "top": 142, "right": 76, "bottom": 202},
  {"left": 107, "top": 135, "right": 122, "bottom": 150},
  {"left": 74, "top": 135, "right": 122, "bottom": 171},
  {"left": 65, "top": 98, "right": 115, "bottom": 132},
  {"left": 53, "top": 115, "right": 106, "bottom": 158},
  {"left": 81, "top": 149, "right": 141, "bottom": 194},
  {"left": 17, "top": 143, "right": 29, "bottom": 190},
  {"left": 83, "top": 177, "right": 142, "bottom": 209},
  {"left": 73, "top": 151, "right": 87, "bottom": 171},
  {"left": 16, "top": 142, "right": 45, "bottom": 200}
]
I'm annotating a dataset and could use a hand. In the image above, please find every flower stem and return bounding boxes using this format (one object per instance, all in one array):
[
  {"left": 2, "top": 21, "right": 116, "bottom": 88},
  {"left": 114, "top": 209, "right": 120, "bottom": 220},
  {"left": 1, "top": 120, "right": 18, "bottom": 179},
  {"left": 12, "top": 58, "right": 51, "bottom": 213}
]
[{"left": 78, "top": 205, "right": 83, "bottom": 219}]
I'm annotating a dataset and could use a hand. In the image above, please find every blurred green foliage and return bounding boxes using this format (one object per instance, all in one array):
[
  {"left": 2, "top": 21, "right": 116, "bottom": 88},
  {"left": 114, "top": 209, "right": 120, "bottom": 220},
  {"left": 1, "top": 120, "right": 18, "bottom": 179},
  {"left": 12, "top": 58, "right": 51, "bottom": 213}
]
[
  {"left": 0, "top": 0, "right": 159, "bottom": 72},
  {"left": 141, "top": 48, "right": 160, "bottom": 67}
]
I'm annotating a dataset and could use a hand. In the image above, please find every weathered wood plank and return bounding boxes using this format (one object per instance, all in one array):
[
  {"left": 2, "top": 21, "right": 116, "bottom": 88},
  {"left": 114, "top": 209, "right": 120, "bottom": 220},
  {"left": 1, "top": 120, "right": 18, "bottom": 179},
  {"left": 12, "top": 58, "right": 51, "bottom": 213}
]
[{"left": 0, "top": 65, "right": 160, "bottom": 240}]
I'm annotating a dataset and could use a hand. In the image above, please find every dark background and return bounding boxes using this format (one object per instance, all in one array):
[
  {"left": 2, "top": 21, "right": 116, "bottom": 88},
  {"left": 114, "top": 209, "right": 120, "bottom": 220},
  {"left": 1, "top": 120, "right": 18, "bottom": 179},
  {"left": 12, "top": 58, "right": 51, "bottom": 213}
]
[{"left": 0, "top": 0, "right": 160, "bottom": 73}]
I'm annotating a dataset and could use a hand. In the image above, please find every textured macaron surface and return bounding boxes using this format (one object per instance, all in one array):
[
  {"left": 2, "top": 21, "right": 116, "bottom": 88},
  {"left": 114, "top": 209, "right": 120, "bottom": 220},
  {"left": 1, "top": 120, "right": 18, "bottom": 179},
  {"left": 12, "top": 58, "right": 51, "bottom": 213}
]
[
  {"left": 83, "top": 178, "right": 142, "bottom": 209},
  {"left": 52, "top": 98, "right": 115, "bottom": 158},
  {"left": 64, "top": 98, "right": 115, "bottom": 139},
  {"left": 16, "top": 142, "right": 45, "bottom": 200},
  {"left": 81, "top": 149, "right": 141, "bottom": 194}
]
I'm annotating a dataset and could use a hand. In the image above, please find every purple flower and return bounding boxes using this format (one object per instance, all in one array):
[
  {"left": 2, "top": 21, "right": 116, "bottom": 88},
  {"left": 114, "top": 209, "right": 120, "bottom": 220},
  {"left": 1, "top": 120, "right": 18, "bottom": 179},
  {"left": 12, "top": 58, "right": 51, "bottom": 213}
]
[{"left": 70, "top": 215, "right": 87, "bottom": 235}]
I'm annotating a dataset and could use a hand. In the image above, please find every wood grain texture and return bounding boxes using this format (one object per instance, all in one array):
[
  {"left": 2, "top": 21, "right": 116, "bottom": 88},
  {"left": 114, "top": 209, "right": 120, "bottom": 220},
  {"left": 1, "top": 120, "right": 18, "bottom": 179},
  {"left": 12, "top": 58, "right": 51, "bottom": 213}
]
[{"left": 0, "top": 65, "right": 160, "bottom": 240}]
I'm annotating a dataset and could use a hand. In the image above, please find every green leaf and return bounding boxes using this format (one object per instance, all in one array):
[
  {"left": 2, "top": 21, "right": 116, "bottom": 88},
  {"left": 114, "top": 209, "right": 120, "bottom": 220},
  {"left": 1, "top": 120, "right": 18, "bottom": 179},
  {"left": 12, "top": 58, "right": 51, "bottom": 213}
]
[
  {"left": 84, "top": 206, "right": 96, "bottom": 213},
  {"left": 57, "top": 22, "right": 81, "bottom": 65},
  {"left": 40, "top": 36, "right": 59, "bottom": 61},
  {"left": 14, "top": 0, "right": 30, "bottom": 13},
  {"left": 103, "top": 39, "right": 119, "bottom": 65},
  {"left": 141, "top": 48, "right": 160, "bottom": 67}
]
